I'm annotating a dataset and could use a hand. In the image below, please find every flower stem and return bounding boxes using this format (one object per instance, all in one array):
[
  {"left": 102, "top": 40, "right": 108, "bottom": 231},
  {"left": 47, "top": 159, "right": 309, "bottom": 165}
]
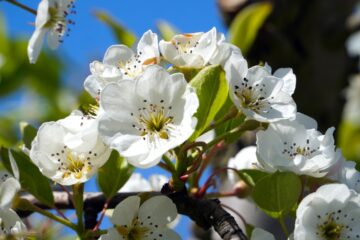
[
  {"left": 202, "top": 106, "right": 239, "bottom": 133},
  {"left": 279, "top": 214, "right": 289, "bottom": 238},
  {"left": 16, "top": 198, "right": 77, "bottom": 230},
  {"left": 194, "top": 141, "right": 224, "bottom": 187},
  {"left": 162, "top": 154, "right": 176, "bottom": 173},
  {"left": 3, "top": 0, "right": 37, "bottom": 15},
  {"left": 72, "top": 183, "right": 85, "bottom": 236},
  {"left": 92, "top": 200, "right": 109, "bottom": 231},
  {"left": 207, "top": 120, "right": 262, "bottom": 149}
]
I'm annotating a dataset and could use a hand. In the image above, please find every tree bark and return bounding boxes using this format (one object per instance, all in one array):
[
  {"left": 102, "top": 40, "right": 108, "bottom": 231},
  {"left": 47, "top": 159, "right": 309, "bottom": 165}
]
[{"left": 17, "top": 185, "right": 248, "bottom": 240}]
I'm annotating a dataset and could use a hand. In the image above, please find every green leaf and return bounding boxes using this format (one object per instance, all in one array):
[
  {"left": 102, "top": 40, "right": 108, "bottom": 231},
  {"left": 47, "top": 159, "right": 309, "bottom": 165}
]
[
  {"left": 338, "top": 121, "right": 360, "bottom": 163},
  {"left": 189, "top": 65, "right": 229, "bottom": 141},
  {"left": 238, "top": 169, "right": 269, "bottom": 187},
  {"left": 19, "top": 122, "right": 37, "bottom": 149},
  {"left": 229, "top": 2, "right": 273, "bottom": 55},
  {"left": 214, "top": 95, "right": 245, "bottom": 142},
  {"left": 94, "top": 11, "right": 136, "bottom": 47},
  {"left": 10, "top": 150, "right": 54, "bottom": 206},
  {"left": 252, "top": 171, "right": 301, "bottom": 218},
  {"left": 97, "top": 151, "right": 134, "bottom": 198},
  {"left": 157, "top": 21, "right": 178, "bottom": 41}
]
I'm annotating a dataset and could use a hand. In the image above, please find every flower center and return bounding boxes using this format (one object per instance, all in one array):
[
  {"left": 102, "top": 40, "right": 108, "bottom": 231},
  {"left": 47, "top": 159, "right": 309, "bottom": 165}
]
[
  {"left": 318, "top": 214, "right": 344, "bottom": 240},
  {"left": 234, "top": 80, "right": 268, "bottom": 113},
  {"left": 51, "top": 146, "right": 97, "bottom": 180},
  {"left": 171, "top": 34, "right": 200, "bottom": 55},
  {"left": 131, "top": 99, "right": 174, "bottom": 141},
  {"left": 116, "top": 218, "right": 149, "bottom": 240},
  {"left": 45, "top": 1, "right": 76, "bottom": 43},
  {"left": 281, "top": 139, "right": 320, "bottom": 160},
  {"left": 62, "top": 152, "right": 92, "bottom": 179}
]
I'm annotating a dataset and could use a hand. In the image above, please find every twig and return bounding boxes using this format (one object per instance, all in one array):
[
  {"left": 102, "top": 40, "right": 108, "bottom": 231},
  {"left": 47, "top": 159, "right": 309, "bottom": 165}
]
[
  {"left": 3, "top": 0, "right": 37, "bottom": 15},
  {"left": 17, "top": 188, "right": 248, "bottom": 240}
]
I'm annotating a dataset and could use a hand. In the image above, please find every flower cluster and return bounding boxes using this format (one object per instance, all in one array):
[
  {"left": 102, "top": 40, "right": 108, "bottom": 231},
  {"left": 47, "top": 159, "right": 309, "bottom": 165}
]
[
  {"left": 100, "top": 196, "right": 180, "bottom": 240},
  {"left": 26, "top": 23, "right": 360, "bottom": 240},
  {"left": 0, "top": 154, "right": 27, "bottom": 239}
]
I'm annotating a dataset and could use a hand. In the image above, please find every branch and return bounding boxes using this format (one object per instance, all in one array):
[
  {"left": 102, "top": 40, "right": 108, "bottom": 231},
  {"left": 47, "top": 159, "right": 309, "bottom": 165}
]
[
  {"left": 3, "top": 0, "right": 37, "bottom": 15},
  {"left": 17, "top": 186, "right": 248, "bottom": 240}
]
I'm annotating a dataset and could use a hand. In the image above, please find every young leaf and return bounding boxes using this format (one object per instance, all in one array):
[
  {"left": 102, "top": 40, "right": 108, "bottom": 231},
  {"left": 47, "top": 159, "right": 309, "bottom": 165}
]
[
  {"left": 19, "top": 122, "right": 37, "bottom": 150},
  {"left": 97, "top": 151, "right": 134, "bottom": 198},
  {"left": 157, "top": 21, "right": 178, "bottom": 41},
  {"left": 252, "top": 171, "right": 301, "bottom": 218},
  {"left": 10, "top": 150, "right": 54, "bottom": 206},
  {"left": 189, "top": 65, "right": 229, "bottom": 141},
  {"left": 338, "top": 121, "right": 360, "bottom": 163},
  {"left": 94, "top": 11, "right": 136, "bottom": 47},
  {"left": 238, "top": 169, "right": 269, "bottom": 187},
  {"left": 229, "top": 2, "right": 273, "bottom": 55}
]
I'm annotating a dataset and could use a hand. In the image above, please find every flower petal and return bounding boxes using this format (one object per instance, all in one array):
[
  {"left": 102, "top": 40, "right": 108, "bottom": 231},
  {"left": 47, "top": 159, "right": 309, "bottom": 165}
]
[
  {"left": 112, "top": 196, "right": 140, "bottom": 227},
  {"left": 139, "top": 196, "right": 177, "bottom": 227}
]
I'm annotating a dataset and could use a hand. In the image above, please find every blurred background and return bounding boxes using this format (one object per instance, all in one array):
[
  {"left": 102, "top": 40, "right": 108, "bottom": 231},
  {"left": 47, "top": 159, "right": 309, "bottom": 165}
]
[{"left": 1, "top": 0, "right": 360, "bottom": 239}]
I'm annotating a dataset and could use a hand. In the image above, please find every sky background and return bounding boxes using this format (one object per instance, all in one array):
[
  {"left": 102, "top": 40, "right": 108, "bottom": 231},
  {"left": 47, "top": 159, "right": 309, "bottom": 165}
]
[{"left": 1, "top": 0, "right": 228, "bottom": 238}]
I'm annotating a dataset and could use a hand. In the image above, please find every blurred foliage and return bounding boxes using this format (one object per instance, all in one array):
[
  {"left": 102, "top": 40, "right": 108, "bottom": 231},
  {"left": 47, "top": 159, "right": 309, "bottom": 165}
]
[
  {"left": 156, "top": 21, "right": 178, "bottom": 41},
  {"left": 94, "top": 10, "right": 136, "bottom": 47},
  {"left": 0, "top": 11, "right": 75, "bottom": 148},
  {"left": 229, "top": 2, "right": 273, "bottom": 55},
  {"left": 338, "top": 121, "right": 360, "bottom": 163},
  {"left": 97, "top": 150, "right": 134, "bottom": 198}
]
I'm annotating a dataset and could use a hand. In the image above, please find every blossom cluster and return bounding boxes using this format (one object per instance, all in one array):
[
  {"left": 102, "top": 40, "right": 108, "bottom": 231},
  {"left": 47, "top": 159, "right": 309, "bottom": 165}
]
[
  {"left": 0, "top": 153, "right": 26, "bottom": 239},
  {"left": 24, "top": 4, "right": 360, "bottom": 238}
]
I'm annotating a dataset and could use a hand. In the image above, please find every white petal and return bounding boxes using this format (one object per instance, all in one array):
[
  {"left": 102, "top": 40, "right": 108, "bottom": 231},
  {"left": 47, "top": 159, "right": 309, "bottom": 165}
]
[
  {"left": 99, "top": 227, "right": 125, "bottom": 240},
  {"left": 137, "top": 30, "right": 160, "bottom": 63},
  {"left": 143, "top": 228, "right": 181, "bottom": 240},
  {"left": 119, "top": 173, "right": 152, "bottom": 192},
  {"left": 27, "top": 28, "right": 47, "bottom": 64},
  {"left": 35, "top": 0, "right": 50, "bottom": 28},
  {"left": 112, "top": 196, "right": 140, "bottom": 227},
  {"left": 8, "top": 150, "right": 19, "bottom": 180},
  {"left": 103, "top": 45, "right": 134, "bottom": 66},
  {"left": 273, "top": 68, "right": 296, "bottom": 95},
  {"left": 251, "top": 228, "right": 275, "bottom": 240},
  {"left": 139, "top": 196, "right": 177, "bottom": 227},
  {"left": 47, "top": 30, "right": 61, "bottom": 50},
  {"left": 0, "top": 173, "right": 20, "bottom": 207},
  {"left": 149, "top": 174, "right": 168, "bottom": 191}
]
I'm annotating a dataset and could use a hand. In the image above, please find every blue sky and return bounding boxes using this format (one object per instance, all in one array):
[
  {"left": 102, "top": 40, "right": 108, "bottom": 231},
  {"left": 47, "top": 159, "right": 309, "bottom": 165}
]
[{"left": 1, "top": 0, "right": 227, "bottom": 238}]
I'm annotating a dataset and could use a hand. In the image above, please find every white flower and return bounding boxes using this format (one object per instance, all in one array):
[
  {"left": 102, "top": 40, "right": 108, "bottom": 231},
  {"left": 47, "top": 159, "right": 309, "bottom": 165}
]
[
  {"left": 99, "top": 65, "right": 199, "bottom": 168},
  {"left": 256, "top": 113, "right": 337, "bottom": 177},
  {"left": 84, "top": 30, "right": 159, "bottom": 97},
  {"left": 0, "top": 172, "right": 20, "bottom": 208},
  {"left": 250, "top": 228, "right": 275, "bottom": 240},
  {"left": 120, "top": 173, "right": 168, "bottom": 192},
  {"left": 227, "top": 63, "right": 297, "bottom": 122},
  {"left": 0, "top": 208, "right": 27, "bottom": 239},
  {"left": 83, "top": 61, "right": 122, "bottom": 98},
  {"left": 159, "top": 27, "right": 220, "bottom": 68},
  {"left": 336, "top": 160, "right": 360, "bottom": 193},
  {"left": 227, "top": 146, "right": 259, "bottom": 184},
  {"left": 343, "top": 75, "right": 360, "bottom": 124},
  {"left": 30, "top": 110, "right": 111, "bottom": 185},
  {"left": 28, "top": 0, "right": 75, "bottom": 64},
  {"left": 100, "top": 196, "right": 180, "bottom": 240},
  {"left": 294, "top": 183, "right": 360, "bottom": 239}
]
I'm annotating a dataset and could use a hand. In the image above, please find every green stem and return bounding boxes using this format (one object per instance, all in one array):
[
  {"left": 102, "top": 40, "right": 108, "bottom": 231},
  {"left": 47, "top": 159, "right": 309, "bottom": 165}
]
[
  {"left": 207, "top": 120, "right": 261, "bottom": 149},
  {"left": 3, "top": 0, "right": 37, "bottom": 15},
  {"left": 16, "top": 198, "right": 77, "bottom": 230},
  {"left": 202, "top": 106, "right": 240, "bottom": 133},
  {"left": 72, "top": 183, "right": 85, "bottom": 237},
  {"left": 162, "top": 154, "right": 176, "bottom": 173},
  {"left": 279, "top": 214, "right": 289, "bottom": 238}
]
